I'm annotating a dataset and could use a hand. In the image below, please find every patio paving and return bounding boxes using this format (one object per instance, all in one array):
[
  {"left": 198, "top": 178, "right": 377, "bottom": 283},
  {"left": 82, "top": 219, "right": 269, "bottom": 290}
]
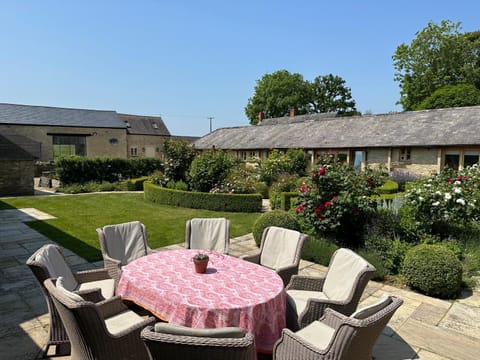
[{"left": 0, "top": 206, "right": 479, "bottom": 359}]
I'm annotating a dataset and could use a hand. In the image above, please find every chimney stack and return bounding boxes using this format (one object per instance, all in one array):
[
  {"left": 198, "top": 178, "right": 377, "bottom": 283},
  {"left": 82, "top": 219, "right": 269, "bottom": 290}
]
[{"left": 289, "top": 108, "right": 296, "bottom": 118}]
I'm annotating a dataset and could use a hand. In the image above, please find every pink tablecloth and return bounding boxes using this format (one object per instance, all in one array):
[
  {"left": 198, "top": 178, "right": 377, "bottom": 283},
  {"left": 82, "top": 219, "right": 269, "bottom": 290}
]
[{"left": 117, "top": 249, "right": 286, "bottom": 352}]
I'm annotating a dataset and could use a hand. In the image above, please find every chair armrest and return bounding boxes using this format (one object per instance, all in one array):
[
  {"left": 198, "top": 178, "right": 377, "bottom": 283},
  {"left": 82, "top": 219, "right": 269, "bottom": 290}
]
[
  {"left": 75, "top": 288, "right": 105, "bottom": 303},
  {"left": 276, "top": 264, "right": 299, "bottom": 287},
  {"left": 241, "top": 251, "right": 261, "bottom": 264},
  {"left": 273, "top": 328, "right": 328, "bottom": 359},
  {"left": 75, "top": 268, "right": 110, "bottom": 283},
  {"left": 96, "top": 296, "right": 129, "bottom": 319},
  {"left": 102, "top": 255, "right": 123, "bottom": 283},
  {"left": 112, "top": 316, "right": 156, "bottom": 339},
  {"left": 299, "top": 298, "right": 353, "bottom": 329},
  {"left": 286, "top": 275, "right": 326, "bottom": 291}
]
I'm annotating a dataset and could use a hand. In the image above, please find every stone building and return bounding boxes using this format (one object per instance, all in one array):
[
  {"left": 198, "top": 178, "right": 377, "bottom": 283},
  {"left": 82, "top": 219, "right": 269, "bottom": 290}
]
[{"left": 194, "top": 106, "right": 480, "bottom": 176}]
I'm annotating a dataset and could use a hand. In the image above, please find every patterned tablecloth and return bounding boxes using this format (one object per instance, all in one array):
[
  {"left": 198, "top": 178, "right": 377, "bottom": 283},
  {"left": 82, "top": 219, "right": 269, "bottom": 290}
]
[{"left": 116, "top": 249, "right": 286, "bottom": 352}]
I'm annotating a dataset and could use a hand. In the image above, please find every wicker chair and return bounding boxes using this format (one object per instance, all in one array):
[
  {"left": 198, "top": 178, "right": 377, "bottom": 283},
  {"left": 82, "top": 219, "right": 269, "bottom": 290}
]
[
  {"left": 286, "top": 248, "right": 376, "bottom": 330},
  {"left": 185, "top": 218, "right": 230, "bottom": 254},
  {"left": 26, "top": 244, "right": 116, "bottom": 357},
  {"left": 96, "top": 221, "right": 156, "bottom": 284},
  {"left": 44, "top": 278, "right": 155, "bottom": 360},
  {"left": 242, "top": 226, "right": 308, "bottom": 286},
  {"left": 141, "top": 323, "right": 255, "bottom": 360},
  {"left": 273, "top": 294, "right": 403, "bottom": 360}
]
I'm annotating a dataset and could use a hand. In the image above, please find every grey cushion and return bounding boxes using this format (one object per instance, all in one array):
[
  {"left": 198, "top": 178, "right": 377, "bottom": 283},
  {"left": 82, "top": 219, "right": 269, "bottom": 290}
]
[
  {"left": 188, "top": 218, "right": 229, "bottom": 253},
  {"left": 35, "top": 244, "right": 78, "bottom": 291},
  {"left": 154, "top": 323, "right": 245, "bottom": 338},
  {"left": 260, "top": 226, "right": 301, "bottom": 270},
  {"left": 322, "top": 248, "right": 371, "bottom": 301},
  {"left": 56, "top": 276, "right": 84, "bottom": 302},
  {"left": 295, "top": 320, "right": 335, "bottom": 351},
  {"left": 351, "top": 294, "right": 392, "bottom": 320},
  {"left": 102, "top": 221, "right": 147, "bottom": 265},
  {"left": 286, "top": 290, "right": 329, "bottom": 316},
  {"left": 77, "top": 278, "right": 116, "bottom": 300},
  {"left": 105, "top": 310, "right": 146, "bottom": 335}
]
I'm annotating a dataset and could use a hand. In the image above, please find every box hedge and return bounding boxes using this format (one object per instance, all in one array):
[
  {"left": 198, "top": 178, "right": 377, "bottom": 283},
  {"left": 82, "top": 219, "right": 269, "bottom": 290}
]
[{"left": 144, "top": 181, "right": 262, "bottom": 213}]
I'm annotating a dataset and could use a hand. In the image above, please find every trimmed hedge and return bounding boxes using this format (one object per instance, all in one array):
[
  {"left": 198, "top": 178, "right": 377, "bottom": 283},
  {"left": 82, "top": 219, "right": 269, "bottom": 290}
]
[
  {"left": 280, "top": 192, "right": 298, "bottom": 211},
  {"left": 125, "top": 176, "right": 149, "bottom": 191},
  {"left": 144, "top": 181, "right": 262, "bottom": 212},
  {"left": 377, "top": 179, "right": 399, "bottom": 194},
  {"left": 402, "top": 244, "right": 463, "bottom": 299},
  {"left": 252, "top": 210, "right": 300, "bottom": 246}
]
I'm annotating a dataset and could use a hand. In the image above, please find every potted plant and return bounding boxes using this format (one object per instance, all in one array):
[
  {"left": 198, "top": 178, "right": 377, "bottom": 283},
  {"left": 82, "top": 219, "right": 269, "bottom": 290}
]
[{"left": 192, "top": 252, "right": 209, "bottom": 273}]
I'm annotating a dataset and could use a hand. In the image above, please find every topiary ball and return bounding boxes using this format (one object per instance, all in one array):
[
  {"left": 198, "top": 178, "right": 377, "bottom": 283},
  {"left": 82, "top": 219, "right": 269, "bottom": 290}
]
[
  {"left": 402, "top": 244, "right": 463, "bottom": 299},
  {"left": 252, "top": 210, "right": 300, "bottom": 246}
]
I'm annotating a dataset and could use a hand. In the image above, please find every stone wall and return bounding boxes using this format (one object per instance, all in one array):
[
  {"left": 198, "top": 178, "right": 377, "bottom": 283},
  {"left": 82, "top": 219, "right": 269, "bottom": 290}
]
[
  {"left": 126, "top": 134, "right": 167, "bottom": 158},
  {"left": 0, "top": 160, "right": 34, "bottom": 196}
]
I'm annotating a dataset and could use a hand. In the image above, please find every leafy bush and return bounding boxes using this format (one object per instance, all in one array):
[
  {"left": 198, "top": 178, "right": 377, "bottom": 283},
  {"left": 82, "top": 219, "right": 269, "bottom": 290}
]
[
  {"left": 163, "top": 140, "right": 196, "bottom": 183},
  {"left": 302, "top": 237, "right": 338, "bottom": 266},
  {"left": 255, "top": 181, "right": 269, "bottom": 199},
  {"left": 213, "top": 164, "right": 260, "bottom": 194},
  {"left": 148, "top": 171, "right": 169, "bottom": 187},
  {"left": 294, "top": 159, "right": 386, "bottom": 247},
  {"left": 144, "top": 181, "right": 262, "bottom": 212},
  {"left": 166, "top": 180, "right": 188, "bottom": 191},
  {"left": 188, "top": 150, "right": 236, "bottom": 192},
  {"left": 281, "top": 192, "right": 298, "bottom": 211},
  {"left": 358, "top": 250, "right": 386, "bottom": 281},
  {"left": 402, "top": 244, "right": 463, "bottom": 298},
  {"left": 125, "top": 176, "right": 149, "bottom": 191},
  {"left": 285, "top": 149, "right": 308, "bottom": 176},
  {"left": 259, "top": 149, "right": 307, "bottom": 186},
  {"left": 405, "top": 165, "right": 480, "bottom": 234},
  {"left": 252, "top": 210, "right": 300, "bottom": 246},
  {"left": 58, "top": 181, "right": 125, "bottom": 194},
  {"left": 389, "top": 170, "right": 422, "bottom": 192},
  {"left": 377, "top": 179, "right": 399, "bottom": 194},
  {"left": 269, "top": 174, "right": 301, "bottom": 209}
]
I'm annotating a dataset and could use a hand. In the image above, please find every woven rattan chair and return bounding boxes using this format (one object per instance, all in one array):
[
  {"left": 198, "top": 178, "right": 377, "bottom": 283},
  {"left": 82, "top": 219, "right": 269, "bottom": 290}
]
[
  {"left": 286, "top": 248, "right": 376, "bottom": 330},
  {"left": 273, "top": 294, "right": 403, "bottom": 360},
  {"left": 242, "top": 226, "right": 308, "bottom": 286},
  {"left": 185, "top": 218, "right": 230, "bottom": 254},
  {"left": 96, "top": 220, "right": 156, "bottom": 284},
  {"left": 141, "top": 323, "right": 255, "bottom": 360},
  {"left": 26, "top": 244, "right": 115, "bottom": 357},
  {"left": 44, "top": 277, "right": 155, "bottom": 360}
]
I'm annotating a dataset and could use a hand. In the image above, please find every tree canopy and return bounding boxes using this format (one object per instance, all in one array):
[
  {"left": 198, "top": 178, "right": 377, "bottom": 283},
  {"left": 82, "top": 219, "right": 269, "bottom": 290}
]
[
  {"left": 393, "top": 20, "right": 480, "bottom": 111},
  {"left": 416, "top": 84, "right": 480, "bottom": 110},
  {"left": 245, "top": 70, "right": 358, "bottom": 124}
]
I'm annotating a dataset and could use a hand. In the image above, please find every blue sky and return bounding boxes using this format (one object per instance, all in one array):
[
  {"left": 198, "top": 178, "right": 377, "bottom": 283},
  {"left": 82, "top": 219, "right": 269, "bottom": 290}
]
[{"left": 1, "top": 1, "right": 479, "bottom": 136}]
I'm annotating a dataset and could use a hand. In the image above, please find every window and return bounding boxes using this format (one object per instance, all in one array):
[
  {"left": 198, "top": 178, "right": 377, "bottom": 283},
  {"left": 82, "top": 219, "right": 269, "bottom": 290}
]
[
  {"left": 130, "top": 147, "right": 138, "bottom": 157},
  {"left": 445, "top": 151, "right": 460, "bottom": 169},
  {"left": 52, "top": 135, "right": 86, "bottom": 160},
  {"left": 249, "top": 151, "right": 258, "bottom": 158},
  {"left": 337, "top": 153, "right": 348, "bottom": 163},
  {"left": 464, "top": 151, "right": 480, "bottom": 167},
  {"left": 399, "top": 147, "right": 411, "bottom": 162},
  {"left": 239, "top": 151, "right": 247, "bottom": 161}
]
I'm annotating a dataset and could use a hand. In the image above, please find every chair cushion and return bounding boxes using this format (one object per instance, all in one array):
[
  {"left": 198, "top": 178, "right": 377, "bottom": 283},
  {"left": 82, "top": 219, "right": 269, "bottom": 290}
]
[
  {"left": 56, "top": 276, "right": 84, "bottom": 302},
  {"left": 102, "top": 221, "right": 147, "bottom": 265},
  {"left": 189, "top": 218, "right": 228, "bottom": 253},
  {"left": 260, "top": 227, "right": 301, "bottom": 270},
  {"left": 77, "top": 278, "right": 116, "bottom": 300},
  {"left": 286, "top": 290, "right": 328, "bottom": 316},
  {"left": 322, "top": 248, "right": 371, "bottom": 301},
  {"left": 351, "top": 294, "right": 392, "bottom": 320},
  {"left": 105, "top": 310, "right": 145, "bottom": 335},
  {"left": 295, "top": 320, "right": 335, "bottom": 351},
  {"left": 154, "top": 323, "right": 245, "bottom": 338},
  {"left": 35, "top": 244, "right": 78, "bottom": 291}
]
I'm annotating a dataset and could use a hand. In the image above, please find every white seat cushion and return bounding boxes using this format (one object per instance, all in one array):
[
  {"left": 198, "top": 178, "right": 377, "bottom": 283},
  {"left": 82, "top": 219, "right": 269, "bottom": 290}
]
[
  {"left": 77, "top": 278, "right": 116, "bottom": 300},
  {"left": 188, "top": 218, "right": 228, "bottom": 253},
  {"left": 36, "top": 244, "right": 78, "bottom": 291},
  {"left": 322, "top": 248, "right": 371, "bottom": 301},
  {"left": 105, "top": 310, "right": 145, "bottom": 335},
  {"left": 295, "top": 320, "right": 335, "bottom": 351},
  {"left": 286, "top": 290, "right": 329, "bottom": 315},
  {"left": 154, "top": 323, "right": 245, "bottom": 338},
  {"left": 56, "top": 277, "right": 84, "bottom": 302},
  {"left": 102, "top": 221, "right": 147, "bottom": 265},
  {"left": 351, "top": 294, "right": 392, "bottom": 320},
  {"left": 260, "top": 227, "right": 301, "bottom": 270}
]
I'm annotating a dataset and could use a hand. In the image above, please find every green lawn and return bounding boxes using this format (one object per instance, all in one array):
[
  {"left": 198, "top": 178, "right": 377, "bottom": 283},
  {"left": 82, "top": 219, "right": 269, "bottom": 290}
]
[{"left": 0, "top": 193, "right": 261, "bottom": 262}]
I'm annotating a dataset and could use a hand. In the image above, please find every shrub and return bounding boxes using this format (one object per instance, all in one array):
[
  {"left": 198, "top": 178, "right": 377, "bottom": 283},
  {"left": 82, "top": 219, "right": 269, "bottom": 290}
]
[
  {"left": 214, "top": 164, "right": 260, "bottom": 194},
  {"left": 163, "top": 140, "right": 196, "bottom": 183},
  {"left": 166, "top": 180, "right": 188, "bottom": 191},
  {"left": 302, "top": 237, "right": 338, "bottom": 266},
  {"left": 402, "top": 244, "right": 463, "bottom": 298},
  {"left": 259, "top": 149, "right": 306, "bottom": 185},
  {"left": 377, "top": 179, "right": 399, "bottom": 194},
  {"left": 281, "top": 192, "right": 298, "bottom": 211},
  {"left": 188, "top": 150, "right": 236, "bottom": 192},
  {"left": 125, "top": 176, "right": 149, "bottom": 191},
  {"left": 389, "top": 170, "right": 422, "bottom": 192},
  {"left": 358, "top": 250, "right": 386, "bottom": 281},
  {"left": 252, "top": 210, "right": 300, "bottom": 246},
  {"left": 255, "top": 182, "right": 269, "bottom": 199},
  {"left": 144, "top": 181, "right": 262, "bottom": 213},
  {"left": 269, "top": 174, "right": 301, "bottom": 210}
]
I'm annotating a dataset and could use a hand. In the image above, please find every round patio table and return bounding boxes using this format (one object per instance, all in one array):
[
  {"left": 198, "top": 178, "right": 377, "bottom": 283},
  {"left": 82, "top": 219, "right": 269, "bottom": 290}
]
[{"left": 116, "top": 249, "right": 286, "bottom": 353}]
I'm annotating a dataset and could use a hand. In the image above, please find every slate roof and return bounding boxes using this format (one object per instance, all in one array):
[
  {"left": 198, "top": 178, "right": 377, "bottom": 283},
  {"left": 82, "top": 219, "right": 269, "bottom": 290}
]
[
  {"left": 194, "top": 106, "right": 480, "bottom": 150},
  {"left": 119, "top": 114, "right": 170, "bottom": 136},
  {"left": 258, "top": 112, "right": 337, "bottom": 125},
  {"left": 0, "top": 133, "right": 37, "bottom": 160},
  {"left": 0, "top": 103, "right": 125, "bottom": 128},
  {"left": 0, "top": 130, "right": 40, "bottom": 159}
]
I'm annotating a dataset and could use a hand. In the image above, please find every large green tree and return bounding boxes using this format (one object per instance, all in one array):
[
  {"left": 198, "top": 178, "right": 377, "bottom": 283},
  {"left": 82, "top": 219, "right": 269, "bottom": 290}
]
[
  {"left": 245, "top": 70, "right": 310, "bottom": 125},
  {"left": 393, "top": 20, "right": 480, "bottom": 110},
  {"left": 310, "top": 74, "right": 359, "bottom": 116},
  {"left": 416, "top": 84, "right": 480, "bottom": 110},
  {"left": 245, "top": 70, "right": 359, "bottom": 124}
]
